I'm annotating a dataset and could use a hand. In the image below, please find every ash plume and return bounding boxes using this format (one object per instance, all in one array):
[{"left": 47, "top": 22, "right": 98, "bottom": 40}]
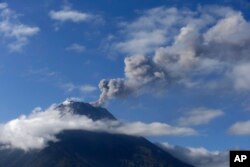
[
  {"left": 93, "top": 55, "right": 167, "bottom": 106},
  {"left": 93, "top": 6, "right": 250, "bottom": 106}
]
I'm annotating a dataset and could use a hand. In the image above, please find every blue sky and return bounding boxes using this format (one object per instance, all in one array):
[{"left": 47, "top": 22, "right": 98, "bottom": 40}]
[{"left": 0, "top": 0, "right": 250, "bottom": 154}]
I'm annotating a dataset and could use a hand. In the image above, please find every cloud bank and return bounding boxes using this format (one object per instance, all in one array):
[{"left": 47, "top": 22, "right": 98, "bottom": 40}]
[
  {"left": 94, "top": 6, "right": 250, "bottom": 106},
  {"left": 158, "top": 142, "right": 229, "bottom": 167},
  {"left": 0, "top": 102, "right": 196, "bottom": 151},
  {"left": 0, "top": 3, "right": 40, "bottom": 51}
]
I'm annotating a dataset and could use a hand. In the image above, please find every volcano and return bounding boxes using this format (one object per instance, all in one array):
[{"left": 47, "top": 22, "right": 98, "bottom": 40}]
[{"left": 0, "top": 101, "right": 193, "bottom": 167}]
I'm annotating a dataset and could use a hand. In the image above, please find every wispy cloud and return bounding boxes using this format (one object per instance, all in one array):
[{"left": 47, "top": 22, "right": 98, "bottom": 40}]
[
  {"left": 24, "top": 67, "right": 58, "bottom": 82},
  {"left": 61, "top": 83, "right": 76, "bottom": 92},
  {"left": 61, "top": 83, "right": 97, "bottom": 94},
  {"left": 177, "top": 108, "right": 224, "bottom": 126},
  {"left": 66, "top": 43, "right": 85, "bottom": 53},
  {"left": 80, "top": 85, "right": 97, "bottom": 93},
  {"left": 0, "top": 3, "right": 7, "bottom": 9},
  {"left": 24, "top": 67, "right": 96, "bottom": 97},
  {"left": 158, "top": 142, "right": 229, "bottom": 167},
  {"left": 0, "top": 3, "right": 40, "bottom": 51},
  {"left": 0, "top": 102, "right": 196, "bottom": 151},
  {"left": 49, "top": 8, "right": 94, "bottom": 23}
]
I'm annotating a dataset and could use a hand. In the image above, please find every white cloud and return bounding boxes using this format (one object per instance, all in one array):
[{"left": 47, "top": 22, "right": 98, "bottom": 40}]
[
  {"left": 66, "top": 43, "right": 85, "bottom": 53},
  {"left": 204, "top": 12, "right": 250, "bottom": 45},
  {"left": 0, "top": 3, "right": 7, "bottom": 9},
  {"left": 0, "top": 3, "right": 40, "bottom": 51},
  {"left": 62, "top": 97, "right": 84, "bottom": 105},
  {"left": 158, "top": 142, "right": 229, "bottom": 167},
  {"left": 115, "top": 7, "right": 183, "bottom": 55},
  {"left": 80, "top": 84, "right": 97, "bottom": 93},
  {"left": 116, "top": 29, "right": 167, "bottom": 55},
  {"left": 49, "top": 8, "right": 93, "bottom": 23},
  {"left": 229, "top": 120, "right": 250, "bottom": 135},
  {"left": 114, "top": 6, "right": 212, "bottom": 56},
  {"left": 0, "top": 103, "right": 196, "bottom": 151},
  {"left": 231, "top": 63, "right": 250, "bottom": 91},
  {"left": 115, "top": 122, "right": 196, "bottom": 137},
  {"left": 178, "top": 108, "right": 224, "bottom": 126}
]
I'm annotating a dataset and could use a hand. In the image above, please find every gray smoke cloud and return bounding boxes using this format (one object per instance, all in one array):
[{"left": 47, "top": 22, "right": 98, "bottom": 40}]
[
  {"left": 93, "top": 78, "right": 131, "bottom": 106},
  {"left": 93, "top": 55, "right": 167, "bottom": 106},
  {"left": 94, "top": 6, "right": 250, "bottom": 106}
]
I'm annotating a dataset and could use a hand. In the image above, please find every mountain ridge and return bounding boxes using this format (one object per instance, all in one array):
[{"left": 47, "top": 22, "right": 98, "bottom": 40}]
[{"left": 57, "top": 100, "right": 116, "bottom": 120}]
